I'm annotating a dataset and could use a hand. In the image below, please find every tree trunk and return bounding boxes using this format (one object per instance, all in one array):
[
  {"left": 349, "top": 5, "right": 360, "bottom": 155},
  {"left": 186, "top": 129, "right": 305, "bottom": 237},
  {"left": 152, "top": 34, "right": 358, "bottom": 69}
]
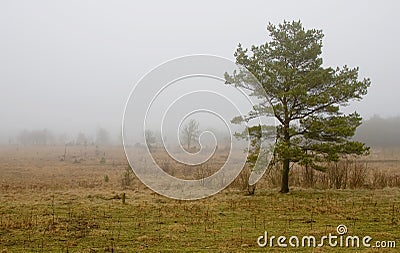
[
  {"left": 280, "top": 101, "right": 290, "bottom": 193},
  {"left": 280, "top": 158, "right": 290, "bottom": 193}
]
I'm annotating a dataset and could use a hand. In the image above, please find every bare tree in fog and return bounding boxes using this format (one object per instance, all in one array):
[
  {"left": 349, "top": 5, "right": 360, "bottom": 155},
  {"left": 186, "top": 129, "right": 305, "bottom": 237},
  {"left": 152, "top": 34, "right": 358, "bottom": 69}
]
[
  {"left": 75, "top": 132, "right": 88, "bottom": 146},
  {"left": 145, "top": 129, "right": 156, "bottom": 149},
  {"left": 96, "top": 127, "right": 110, "bottom": 146},
  {"left": 180, "top": 119, "right": 200, "bottom": 152}
]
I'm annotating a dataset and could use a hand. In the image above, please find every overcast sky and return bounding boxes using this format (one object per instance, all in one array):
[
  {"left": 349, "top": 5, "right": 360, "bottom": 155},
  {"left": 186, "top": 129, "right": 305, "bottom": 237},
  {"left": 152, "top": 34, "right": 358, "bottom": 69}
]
[{"left": 0, "top": 0, "right": 399, "bottom": 141}]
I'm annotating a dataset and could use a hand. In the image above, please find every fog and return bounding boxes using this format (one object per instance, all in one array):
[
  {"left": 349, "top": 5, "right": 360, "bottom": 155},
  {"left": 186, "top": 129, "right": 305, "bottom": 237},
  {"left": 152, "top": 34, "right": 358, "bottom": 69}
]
[
  {"left": 355, "top": 115, "right": 400, "bottom": 147},
  {"left": 0, "top": 0, "right": 399, "bottom": 144}
]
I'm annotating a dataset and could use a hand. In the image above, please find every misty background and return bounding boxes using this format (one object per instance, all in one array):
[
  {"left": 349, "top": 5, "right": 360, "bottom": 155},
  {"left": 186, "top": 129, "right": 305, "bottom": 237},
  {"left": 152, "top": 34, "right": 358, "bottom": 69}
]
[{"left": 0, "top": 0, "right": 399, "bottom": 146}]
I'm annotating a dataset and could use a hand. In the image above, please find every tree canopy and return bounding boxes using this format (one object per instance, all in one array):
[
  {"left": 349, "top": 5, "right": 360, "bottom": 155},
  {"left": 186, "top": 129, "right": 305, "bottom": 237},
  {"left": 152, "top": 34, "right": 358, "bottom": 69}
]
[{"left": 226, "top": 20, "right": 370, "bottom": 193}]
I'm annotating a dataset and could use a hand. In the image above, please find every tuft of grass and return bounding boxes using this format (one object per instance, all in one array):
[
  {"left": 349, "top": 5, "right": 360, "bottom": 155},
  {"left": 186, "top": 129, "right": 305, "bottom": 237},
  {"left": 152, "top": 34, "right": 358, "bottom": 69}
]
[{"left": 104, "top": 175, "right": 109, "bottom": 183}]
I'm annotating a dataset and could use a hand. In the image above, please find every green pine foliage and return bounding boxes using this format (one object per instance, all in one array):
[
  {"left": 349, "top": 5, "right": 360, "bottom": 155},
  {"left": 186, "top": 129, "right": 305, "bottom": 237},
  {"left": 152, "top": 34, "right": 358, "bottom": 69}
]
[{"left": 226, "top": 20, "right": 370, "bottom": 193}]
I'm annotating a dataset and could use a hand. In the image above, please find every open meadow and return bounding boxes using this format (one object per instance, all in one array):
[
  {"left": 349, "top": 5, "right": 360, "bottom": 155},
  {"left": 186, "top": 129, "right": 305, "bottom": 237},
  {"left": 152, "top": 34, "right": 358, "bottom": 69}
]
[{"left": 0, "top": 145, "right": 399, "bottom": 252}]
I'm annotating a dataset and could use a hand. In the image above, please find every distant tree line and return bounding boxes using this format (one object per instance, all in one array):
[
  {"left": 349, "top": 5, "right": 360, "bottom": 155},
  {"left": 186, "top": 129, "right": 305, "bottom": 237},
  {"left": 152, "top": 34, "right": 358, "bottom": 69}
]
[
  {"left": 354, "top": 115, "right": 400, "bottom": 147},
  {"left": 17, "top": 129, "right": 55, "bottom": 145},
  {"left": 12, "top": 127, "right": 114, "bottom": 146}
]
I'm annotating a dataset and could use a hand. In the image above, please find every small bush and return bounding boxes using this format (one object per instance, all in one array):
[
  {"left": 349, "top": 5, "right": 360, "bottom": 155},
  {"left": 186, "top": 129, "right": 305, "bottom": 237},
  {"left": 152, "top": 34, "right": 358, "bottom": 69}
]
[
  {"left": 372, "top": 171, "right": 389, "bottom": 189},
  {"left": 348, "top": 161, "right": 367, "bottom": 189},
  {"left": 327, "top": 161, "right": 348, "bottom": 189},
  {"left": 121, "top": 165, "right": 134, "bottom": 189}
]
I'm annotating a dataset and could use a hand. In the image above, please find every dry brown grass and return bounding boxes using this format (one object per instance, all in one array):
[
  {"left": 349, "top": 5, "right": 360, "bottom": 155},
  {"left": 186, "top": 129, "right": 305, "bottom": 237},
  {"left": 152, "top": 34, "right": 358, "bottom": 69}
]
[
  {"left": 0, "top": 145, "right": 399, "bottom": 252},
  {"left": 1, "top": 145, "right": 399, "bottom": 193}
]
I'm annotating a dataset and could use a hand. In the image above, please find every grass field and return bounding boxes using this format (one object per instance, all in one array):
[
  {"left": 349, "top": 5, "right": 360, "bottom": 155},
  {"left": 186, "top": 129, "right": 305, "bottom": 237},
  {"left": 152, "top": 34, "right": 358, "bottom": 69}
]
[{"left": 0, "top": 145, "right": 399, "bottom": 252}]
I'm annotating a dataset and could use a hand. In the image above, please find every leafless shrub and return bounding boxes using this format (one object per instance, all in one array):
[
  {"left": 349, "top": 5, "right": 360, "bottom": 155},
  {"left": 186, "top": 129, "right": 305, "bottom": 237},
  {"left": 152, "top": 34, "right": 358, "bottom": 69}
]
[
  {"left": 230, "top": 165, "right": 251, "bottom": 190},
  {"left": 265, "top": 163, "right": 282, "bottom": 188},
  {"left": 372, "top": 171, "right": 389, "bottom": 189},
  {"left": 302, "top": 165, "right": 315, "bottom": 188},
  {"left": 317, "top": 170, "right": 330, "bottom": 189},
  {"left": 348, "top": 161, "right": 367, "bottom": 189},
  {"left": 327, "top": 161, "right": 348, "bottom": 189},
  {"left": 160, "top": 160, "right": 172, "bottom": 176},
  {"left": 230, "top": 165, "right": 258, "bottom": 194},
  {"left": 388, "top": 174, "right": 400, "bottom": 188}
]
